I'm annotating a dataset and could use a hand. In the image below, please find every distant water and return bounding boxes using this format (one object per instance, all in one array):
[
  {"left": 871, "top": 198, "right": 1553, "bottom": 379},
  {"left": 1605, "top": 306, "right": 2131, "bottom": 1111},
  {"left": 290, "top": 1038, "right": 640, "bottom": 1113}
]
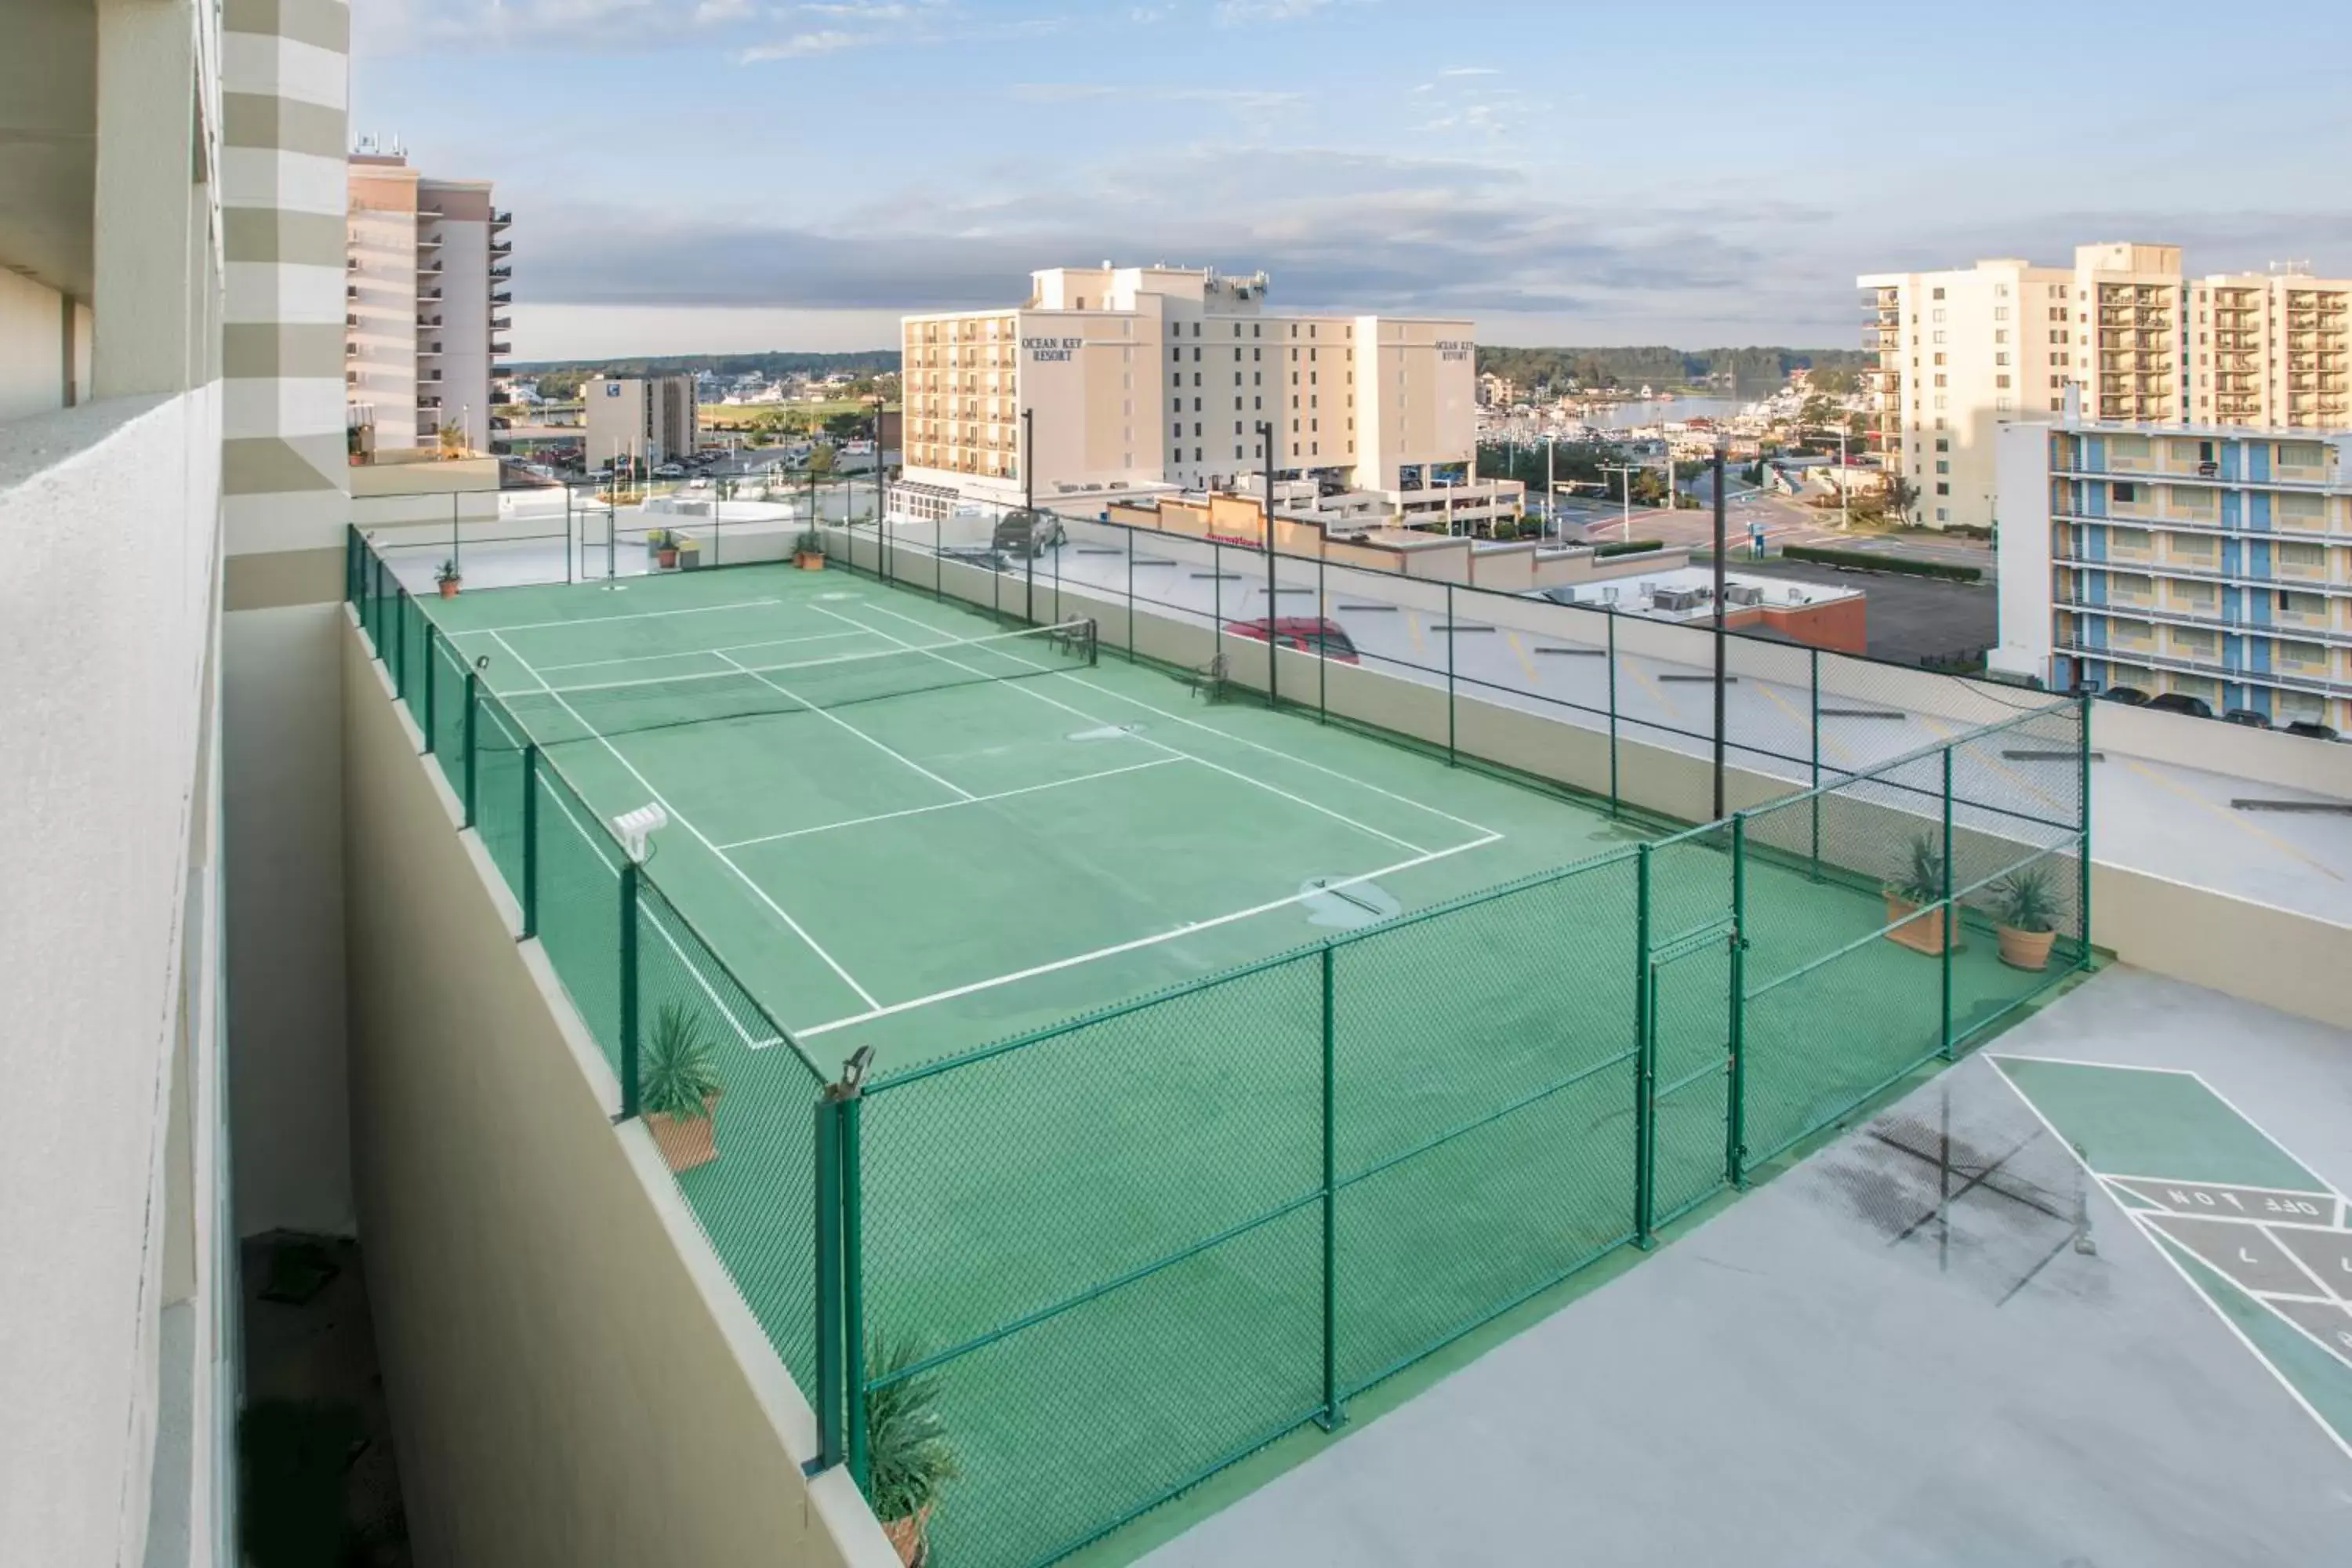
[{"left": 1578, "top": 396, "right": 1748, "bottom": 430}]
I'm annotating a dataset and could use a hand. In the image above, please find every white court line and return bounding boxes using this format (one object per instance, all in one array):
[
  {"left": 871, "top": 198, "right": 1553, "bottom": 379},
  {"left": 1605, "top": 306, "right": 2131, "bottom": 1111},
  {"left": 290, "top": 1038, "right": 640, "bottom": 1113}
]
[
  {"left": 534, "top": 628, "right": 872, "bottom": 675},
  {"left": 793, "top": 834, "right": 1501, "bottom": 1042},
  {"left": 855, "top": 598, "right": 1503, "bottom": 843},
  {"left": 506, "top": 643, "right": 883, "bottom": 1011},
  {"left": 1988, "top": 1059, "right": 2352, "bottom": 1467},
  {"left": 709, "top": 648, "right": 975, "bottom": 803},
  {"left": 453, "top": 596, "right": 786, "bottom": 636},
  {"left": 810, "top": 602, "right": 1438, "bottom": 856},
  {"left": 717, "top": 757, "right": 1185, "bottom": 850},
  {"left": 1988, "top": 1052, "right": 2201, "bottom": 1077},
  {"left": 2098, "top": 1174, "right": 2339, "bottom": 1200}
]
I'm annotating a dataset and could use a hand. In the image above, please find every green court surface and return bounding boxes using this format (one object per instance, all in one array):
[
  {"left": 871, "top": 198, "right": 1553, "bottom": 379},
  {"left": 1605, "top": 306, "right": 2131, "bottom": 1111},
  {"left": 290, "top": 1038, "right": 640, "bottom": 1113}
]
[{"left": 426, "top": 564, "right": 1649, "bottom": 1074}]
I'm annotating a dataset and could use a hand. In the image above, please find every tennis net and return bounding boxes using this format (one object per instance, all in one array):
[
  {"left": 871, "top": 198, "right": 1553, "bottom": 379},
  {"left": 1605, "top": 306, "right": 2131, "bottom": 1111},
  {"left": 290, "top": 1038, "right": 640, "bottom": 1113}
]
[{"left": 493, "top": 619, "right": 1098, "bottom": 745}]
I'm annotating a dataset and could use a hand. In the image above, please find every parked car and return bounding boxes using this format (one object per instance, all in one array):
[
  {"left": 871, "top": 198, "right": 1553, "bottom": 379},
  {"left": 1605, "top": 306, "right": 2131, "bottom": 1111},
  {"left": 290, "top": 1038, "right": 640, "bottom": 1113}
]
[
  {"left": 652, "top": 463, "right": 686, "bottom": 479},
  {"left": 2222, "top": 708, "right": 2270, "bottom": 728},
  {"left": 2283, "top": 720, "right": 2342, "bottom": 742},
  {"left": 2145, "top": 692, "right": 2212, "bottom": 718},
  {"left": 1223, "top": 617, "right": 1360, "bottom": 663},
  {"left": 2097, "top": 685, "right": 2151, "bottom": 706},
  {"left": 990, "top": 508, "right": 1068, "bottom": 559}
]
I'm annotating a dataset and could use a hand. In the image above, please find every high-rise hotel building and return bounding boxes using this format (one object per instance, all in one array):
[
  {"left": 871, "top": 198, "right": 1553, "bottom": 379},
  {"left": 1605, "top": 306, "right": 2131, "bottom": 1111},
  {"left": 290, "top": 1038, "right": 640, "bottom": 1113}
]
[
  {"left": 346, "top": 144, "right": 512, "bottom": 456},
  {"left": 1861, "top": 244, "right": 2350, "bottom": 532},
  {"left": 899, "top": 265, "right": 1514, "bottom": 524}
]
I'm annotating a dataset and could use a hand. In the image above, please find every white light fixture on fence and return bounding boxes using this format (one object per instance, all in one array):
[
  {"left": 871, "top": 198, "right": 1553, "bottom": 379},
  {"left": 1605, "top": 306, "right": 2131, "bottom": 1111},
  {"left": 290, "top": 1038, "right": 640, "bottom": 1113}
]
[{"left": 612, "top": 803, "right": 668, "bottom": 864}]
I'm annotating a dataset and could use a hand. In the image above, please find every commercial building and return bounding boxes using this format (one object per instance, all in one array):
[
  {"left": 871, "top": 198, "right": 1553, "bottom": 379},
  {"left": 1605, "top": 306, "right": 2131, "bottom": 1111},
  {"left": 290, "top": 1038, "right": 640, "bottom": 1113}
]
[
  {"left": 346, "top": 143, "right": 512, "bottom": 455},
  {"left": 583, "top": 373, "right": 699, "bottom": 470},
  {"left": 1994, "top": 408, "right": 2352, "bottom": 730},
  {"left": 899, "top": 263, "right": 1519, "bottom": 526},
  {"left": 1860, "top": 245, "right": 2352, "bottom": 532},
  {"left": 1541, "top": 565, "right": 1867, "bottom": 654}
]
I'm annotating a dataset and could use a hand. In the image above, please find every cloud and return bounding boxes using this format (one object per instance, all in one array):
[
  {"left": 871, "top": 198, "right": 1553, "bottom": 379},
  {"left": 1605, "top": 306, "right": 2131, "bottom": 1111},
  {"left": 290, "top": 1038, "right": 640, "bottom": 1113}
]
[
  {"left": 739, "top": 27, "right": 866, "bottom": 58},
  {"left": 1008, "top": 83, "right": 1305, "bottom": 115},
  {"left": 1439, "top": 66, "right": 1498, "bottom": 76},
  {"left": 1214, "top": 0, "right": 1349, "bottom": 24}
]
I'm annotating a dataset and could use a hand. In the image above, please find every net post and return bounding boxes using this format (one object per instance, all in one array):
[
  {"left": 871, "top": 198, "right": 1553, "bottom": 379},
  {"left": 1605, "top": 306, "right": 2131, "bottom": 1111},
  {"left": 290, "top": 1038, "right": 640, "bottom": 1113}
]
[
  {"left": 1938, "top": 743, "right": 1955, "bottom": 1062},
  {"left": 619, "top": 862, "right": 641, "bottom": 1120},
  {"left": 842, "top": 1090, "right": 869, "bottom": 1489},
  {"left": 1318, "top": 941, "right": 1344, "bottom": 1431},
  {"left": 1809, "top": 647, "right": 1823, "bottom": 882},
  {"left": 462, "top": 672, "right": 479, "bottom": 829},
  {"left": 521, "top": 742, "right": 541, "bottom": 940},
  {"left": 1633, "top": 841, "right": 1656, "bottom": 1248},
  {"left": 811, "top": 1093, "right": 844, "bottom": 1473},
  {"left": 420, "top": 622, "right": 438, "bottom": 755},
  {"left": 1727, "top": 813, "right": 1750, "bottom": 1189},
  {"left": 1606, "top": 613, "right": 1621, "bottom": 815}
]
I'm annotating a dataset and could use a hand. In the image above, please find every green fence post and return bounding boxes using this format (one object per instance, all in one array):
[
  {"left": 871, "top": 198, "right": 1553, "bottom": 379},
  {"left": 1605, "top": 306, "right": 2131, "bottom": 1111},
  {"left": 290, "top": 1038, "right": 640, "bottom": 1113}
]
[
  {"left": 1316, "top": 553, "right": 1328, "bottom": 724},
  {"left": 843, "top": 1092, "right": 869, "bottom": 1488},
  {"left": 1444, "top": 583, "right": 1457, "bottom": 766},
  {"left": 420, "top": 624, "right": 437, "bottom": 755},
  {"left": 812, "top": 1094, "right": 844, "bottom": 1472},
  {"left": 394, "top": 587, "right": 408, "bottom": 699},
  {"left": 1634, "top": 842, "right": 1657, "bottom": 1249},
  {"left": 1727, "top": 814, "right": 1750, "bottom": 1189},
  {"left": 1319, "top": 942, "right": 1344, "bottom": 1430},
  {"left": 521, "top": 743, "right": 540, "bottom": 939},
  {"left": 1125, "top": 526, "right": 1136, "bottom": 662},
  {"left": 462, "top": 672, "right": 480, "bottom": 829},
  {"left": 1606, "top": 614, "right": 1621, "bottom": 815},
  {"left": 1808, "top": 647, "right": 1822, "bottom": 882},
  {"left": 1938, "top": 744, "right": 1955, "bottom": 1062},
  {"left": 1213, "top": 541, "right": 1225, "bottom": 673},
  {"left": 2076, "top": 692, "right": 2093, "bottom": 973},
  {"left": 619, "top": 862, "right": 641, "bottom": 1120},
  {"left": 933, "top": 514, "right": 943, "bottom": 605}
]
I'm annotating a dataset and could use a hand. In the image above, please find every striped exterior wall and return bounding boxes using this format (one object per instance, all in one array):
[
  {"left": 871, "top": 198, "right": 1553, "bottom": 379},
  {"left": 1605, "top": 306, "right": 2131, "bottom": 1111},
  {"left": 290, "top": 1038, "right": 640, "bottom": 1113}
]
[
  {"left": 219, "top": 0, "right": 356, "bottom": 1237},
  {"left": 221, "top": 0, "right": 350, "bottom": 610}
]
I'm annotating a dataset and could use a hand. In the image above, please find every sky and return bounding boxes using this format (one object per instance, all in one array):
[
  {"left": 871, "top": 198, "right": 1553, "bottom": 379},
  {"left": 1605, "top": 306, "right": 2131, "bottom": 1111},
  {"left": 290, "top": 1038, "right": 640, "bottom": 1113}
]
[{"left": 353, "top": 0, "right": 2352, "bottom": 361}]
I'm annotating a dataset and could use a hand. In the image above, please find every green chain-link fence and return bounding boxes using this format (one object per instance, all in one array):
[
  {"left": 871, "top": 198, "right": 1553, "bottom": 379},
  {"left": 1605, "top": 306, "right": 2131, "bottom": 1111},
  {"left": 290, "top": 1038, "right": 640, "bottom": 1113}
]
[{"left": 349, "top": 527, "right": 2087, "bottom": 1568}]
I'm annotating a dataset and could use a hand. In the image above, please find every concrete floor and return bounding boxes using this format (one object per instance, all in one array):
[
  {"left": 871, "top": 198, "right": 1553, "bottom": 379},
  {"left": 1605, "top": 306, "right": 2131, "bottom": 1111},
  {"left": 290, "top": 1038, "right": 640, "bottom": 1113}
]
[{"left": 1139, "top": 969, "right": 2352, "bottom": 1568}]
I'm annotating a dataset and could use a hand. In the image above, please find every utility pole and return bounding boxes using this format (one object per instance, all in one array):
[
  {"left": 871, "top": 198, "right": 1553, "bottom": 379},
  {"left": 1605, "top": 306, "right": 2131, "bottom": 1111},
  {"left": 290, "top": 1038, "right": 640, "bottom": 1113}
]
[
  {"left": 1711, "top": 439, "right": 1728, "bottom": 822},
  {"left": 1599, "top": 461, "right": 1639, "bottom": 542}
]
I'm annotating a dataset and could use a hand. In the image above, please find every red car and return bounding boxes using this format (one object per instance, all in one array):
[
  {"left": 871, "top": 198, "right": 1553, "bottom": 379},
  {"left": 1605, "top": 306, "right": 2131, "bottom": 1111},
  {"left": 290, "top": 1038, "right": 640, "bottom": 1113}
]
[{"left": 1223, "top": 617, "right": 1359, "bottom": 662}]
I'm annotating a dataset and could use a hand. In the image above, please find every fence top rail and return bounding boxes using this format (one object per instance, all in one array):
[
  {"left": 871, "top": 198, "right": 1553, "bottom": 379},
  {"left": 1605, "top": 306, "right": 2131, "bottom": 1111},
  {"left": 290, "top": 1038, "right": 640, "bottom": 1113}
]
[
  {"left": 1010, "top": 503, "right": 2071, "bottom": 714},
  {"left": 1744, "top": 695, "right": 2086, "bottom": 826}
]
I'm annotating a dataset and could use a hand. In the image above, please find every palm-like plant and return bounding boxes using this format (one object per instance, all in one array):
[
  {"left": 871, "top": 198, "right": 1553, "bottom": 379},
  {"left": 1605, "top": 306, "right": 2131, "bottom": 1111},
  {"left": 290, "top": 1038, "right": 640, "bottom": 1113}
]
[
  {"left": 1890, "top": 833, "right": 1945, "bottom": 906},
  {"left": 1991, "top": 866, "right": 2060, "bottom": 934},
  {"left": 864, "top": 1333, "right": 959, "bottom": 1533},
  {"left": 640, "top": 1002, "right": 721, "bottom": 1120}
]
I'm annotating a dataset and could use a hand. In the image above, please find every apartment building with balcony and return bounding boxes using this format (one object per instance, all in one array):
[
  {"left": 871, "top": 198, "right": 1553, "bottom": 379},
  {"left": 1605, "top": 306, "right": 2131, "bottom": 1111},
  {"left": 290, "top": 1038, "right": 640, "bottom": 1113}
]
[
  {"left": 900, "top": 264, "right": 1516, "bottom": 524},
  {"left": 1994, "top": 410, "right": 2352, "bottom": 731},
  {"left": 345, "top": 143, "right": 510, "bottom": 456},
  {"left": 1861, "top": 243, "right": 2352, "bottom": 533}
]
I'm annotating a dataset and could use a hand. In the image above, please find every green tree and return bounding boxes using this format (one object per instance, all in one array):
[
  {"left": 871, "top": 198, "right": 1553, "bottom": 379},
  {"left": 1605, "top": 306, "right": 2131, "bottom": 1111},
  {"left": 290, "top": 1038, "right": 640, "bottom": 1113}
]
[
  {"left": 804, "top": 444, "right": 836, "bottom": 478},
  {"left": 822, "top": 410, "right": 867, "bottom": 441}
]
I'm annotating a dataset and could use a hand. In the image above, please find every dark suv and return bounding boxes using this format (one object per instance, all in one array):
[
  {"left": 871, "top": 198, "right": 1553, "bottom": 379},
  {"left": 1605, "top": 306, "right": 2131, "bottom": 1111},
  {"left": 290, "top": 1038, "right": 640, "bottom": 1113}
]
[{"left": 990, "top": 508, "right": 1068, "bottom": 559}]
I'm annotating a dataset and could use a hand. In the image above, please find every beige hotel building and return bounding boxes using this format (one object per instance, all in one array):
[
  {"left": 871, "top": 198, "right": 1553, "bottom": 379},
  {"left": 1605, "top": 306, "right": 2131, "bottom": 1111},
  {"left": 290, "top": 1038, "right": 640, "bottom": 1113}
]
[
  {"left": 1861, "top": 243, "right": 2351, "bottom": 532},
  {"left": 900, "top": 264, "right": 1515, "bottom": 525}
]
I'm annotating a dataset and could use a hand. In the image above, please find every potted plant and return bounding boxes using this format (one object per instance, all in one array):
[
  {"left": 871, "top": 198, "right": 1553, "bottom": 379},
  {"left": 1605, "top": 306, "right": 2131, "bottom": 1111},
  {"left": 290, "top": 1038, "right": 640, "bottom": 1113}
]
[
  {"left": 793, "top": 527, "right": 826, "bottom": 572},
  {"left": 1882, "top": 833, "right": 1947, "bottom": 956},
  {"left": 1988, "top": 866, "right": 2060, "bottom": 971},
  {"left": 651, "top": 529, "right": 680, "bottom": 570},
  {"left": 434, "top": 557, "right": 462, "bottom": 599},
  {"left": 865, "top": 1334, "right": 957, "bottom": 1566},
  {"left": 640, "top": 1002, "right": 724, "bottom": 1173}
]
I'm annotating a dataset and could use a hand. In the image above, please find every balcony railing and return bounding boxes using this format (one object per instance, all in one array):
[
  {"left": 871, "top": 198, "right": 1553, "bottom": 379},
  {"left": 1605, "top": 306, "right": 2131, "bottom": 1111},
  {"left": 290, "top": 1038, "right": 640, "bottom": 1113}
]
[
  {"left": 2056, "top": 593, "right": 2351, "bottom": 646},
  {"left": 2055, "top": 637, "right": 2350, "bottom": 698}
]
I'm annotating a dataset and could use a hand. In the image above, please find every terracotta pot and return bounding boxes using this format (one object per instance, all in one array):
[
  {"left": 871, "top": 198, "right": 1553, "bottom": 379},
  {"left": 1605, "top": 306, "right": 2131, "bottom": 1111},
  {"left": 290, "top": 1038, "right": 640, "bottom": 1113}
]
[
  {"left": 881, "top": 1506, "right": 931, "bottom": 1567},
  {"left": 437, "top": 578, "right": 459, "bottom": 599},
  {"left": 657, "top": 546, "right": 679, "bottom": 568},
  {"left": 795, "top": 551, "right": 825, "bottom": 572},
  {"left": 1882, "top": 892, "right": 1945, "bottom": 956},
  {"left": 646, "top": 1094, "right": 721, "bottom": 1173},
  {"left": 1997, "top": 924, "right": 2056, "bottom": 972}
]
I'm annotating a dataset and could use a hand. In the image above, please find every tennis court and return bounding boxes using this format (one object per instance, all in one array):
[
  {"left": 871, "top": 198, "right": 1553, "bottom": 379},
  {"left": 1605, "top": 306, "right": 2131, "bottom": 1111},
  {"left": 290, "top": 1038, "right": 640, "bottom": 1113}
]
[
  {"left": 427, "top": 562, "right": 1641, "bottom": 1074},
  {"left": 360, "top": 532, "right": 2089, "bottom": 1568}
]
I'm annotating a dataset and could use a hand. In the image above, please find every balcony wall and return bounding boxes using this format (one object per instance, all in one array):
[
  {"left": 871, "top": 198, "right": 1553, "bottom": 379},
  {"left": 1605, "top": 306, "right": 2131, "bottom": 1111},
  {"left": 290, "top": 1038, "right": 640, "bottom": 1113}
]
[{"left": 341, "top": 619, "right": 895, "bottom": 1568}]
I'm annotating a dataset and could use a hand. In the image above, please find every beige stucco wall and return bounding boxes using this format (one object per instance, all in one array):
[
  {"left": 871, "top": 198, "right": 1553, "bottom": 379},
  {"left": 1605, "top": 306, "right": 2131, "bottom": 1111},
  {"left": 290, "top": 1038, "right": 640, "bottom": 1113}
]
[
  {"left": 2091, "top": 860, "right": 2350, "bottom": 1032},
  {"left": 340, "top": 619, "right": 893, "bottom": 1568}
]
